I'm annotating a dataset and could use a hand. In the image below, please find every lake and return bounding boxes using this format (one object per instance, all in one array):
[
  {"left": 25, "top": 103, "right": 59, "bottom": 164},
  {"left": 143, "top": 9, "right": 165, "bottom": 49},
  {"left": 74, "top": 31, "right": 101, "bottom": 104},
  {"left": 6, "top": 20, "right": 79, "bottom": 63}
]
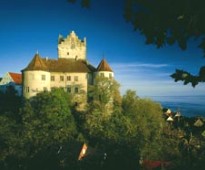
[{"left": 147, "top": 96, "right": 205, "bottom": 117}]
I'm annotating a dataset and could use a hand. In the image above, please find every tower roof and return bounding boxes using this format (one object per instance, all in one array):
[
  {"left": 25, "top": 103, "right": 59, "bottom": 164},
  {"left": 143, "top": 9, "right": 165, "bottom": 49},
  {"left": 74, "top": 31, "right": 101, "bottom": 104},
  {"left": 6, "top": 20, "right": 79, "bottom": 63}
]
[
  {"left": 23, "top": 53, "right": 48, "bottom": 71},
  {"left": 23, "top": 53, "right": 96, "bottom": 73},
  {"left": 97, "top": 59, "right": 113, "bottom": 72}
]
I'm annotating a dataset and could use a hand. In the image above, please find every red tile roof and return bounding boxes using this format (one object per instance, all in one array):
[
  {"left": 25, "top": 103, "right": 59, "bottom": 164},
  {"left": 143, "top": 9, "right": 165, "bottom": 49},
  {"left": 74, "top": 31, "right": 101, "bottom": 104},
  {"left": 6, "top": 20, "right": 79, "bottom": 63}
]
[
  {"left": 97, "top": 59, "right": 113, "bottom": 72},
  {"left": 9, "top": 72, "right": 22, "bottom": 84},
  {"left": 23, "top": 54, "right": 96, "bottom": 73},
  {"left": 23, "top": 53, "right": 48, "bottom": 71}
]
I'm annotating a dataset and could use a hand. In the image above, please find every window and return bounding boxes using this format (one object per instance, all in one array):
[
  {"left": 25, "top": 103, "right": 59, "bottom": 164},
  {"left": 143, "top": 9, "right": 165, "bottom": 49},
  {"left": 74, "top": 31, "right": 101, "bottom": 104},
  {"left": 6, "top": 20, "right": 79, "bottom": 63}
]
[
  {"left": 74, "top": 87, "right": 79, "bottom": 93},
  {"left": 42, "top": 75, "right": 46, "bottom": 81},
  {"left": 43, "top": 87, "right": 48, "bottom": 91},
  {"left": 109, "top": 73, "right": 112, "bottom": 78},
  {"left": 51, "top": 76, "right": 55, "bottom": 81},
  {"left": 26, "top": 87, "right": 29, "bottom": 93},
  {"left": 60, "top": 76, "right": 64, "bottom": 81},
  {"left": 67, "top": 76, "right": 71, "bottom": 81},
  {"left": 100, "top": 73, "right": 104, "bottom": 77},
  {"left": 67, "top": 86, "right": 71, "bottom": 93},
  {"left": 74, "top": 76, "right": 78, "bottom": 81}
]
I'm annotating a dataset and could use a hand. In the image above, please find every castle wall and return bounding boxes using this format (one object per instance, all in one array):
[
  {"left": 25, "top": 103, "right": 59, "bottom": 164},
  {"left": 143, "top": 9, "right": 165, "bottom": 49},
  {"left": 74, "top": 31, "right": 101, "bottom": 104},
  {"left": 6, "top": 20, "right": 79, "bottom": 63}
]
[
  {"left": 58, "top": 31, "right": 86, "bottom": 60},
  {"left": 50, "top": 72, "right": 89, "bottom": 93},
  {"left": 23, "top": 71, "right": 50, "bottom": 98},
  {"left": 95, "top": 71, "right": 114, "bottom": 79}
]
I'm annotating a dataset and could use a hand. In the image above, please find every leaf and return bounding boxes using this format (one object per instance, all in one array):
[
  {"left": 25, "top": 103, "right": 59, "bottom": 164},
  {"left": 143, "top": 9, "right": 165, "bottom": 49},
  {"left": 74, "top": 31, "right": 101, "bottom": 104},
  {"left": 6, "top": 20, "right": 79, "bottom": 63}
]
[
  {"left": 67, "top": 0, "right": 76, "bottom": 3},
  {"left": 81, "top": 0, "right": 90, "bottom": 8},
  {"left": 199, "top": 66, "right": 205, "bottom": 81}
]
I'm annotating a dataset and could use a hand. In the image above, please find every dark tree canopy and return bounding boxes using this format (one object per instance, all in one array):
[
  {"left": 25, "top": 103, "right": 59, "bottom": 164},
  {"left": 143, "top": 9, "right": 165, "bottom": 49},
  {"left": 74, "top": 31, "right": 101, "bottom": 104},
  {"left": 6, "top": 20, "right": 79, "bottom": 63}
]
[
  {"left": 124, "top": 0, "right": 205, "bottom": 87},
  {"left": 68, "top": 0, "right": 205, "bottom": 87}
]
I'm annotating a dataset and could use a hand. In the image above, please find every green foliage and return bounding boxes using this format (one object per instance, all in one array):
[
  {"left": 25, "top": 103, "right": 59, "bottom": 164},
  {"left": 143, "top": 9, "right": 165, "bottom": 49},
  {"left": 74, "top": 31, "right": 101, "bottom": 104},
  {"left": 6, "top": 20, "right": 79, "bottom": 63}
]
[
  {"left": 124, "top": 0, "right": 205, "bottom": 86},
  {"left": 3, "top": 78, "right": 205, "bottom": 169},
  {"left": 124, "top": 0, "right": 205, "bottom": 50},
  {"left": 171, "top": 67, "right": 205, "bottom": 87},
  {"left": 121, "top": 90, "right": 164, "bottom": 160},
  {"left": 68, "top": 0, "right": 205, "bottom": 86},
  {"left": 82, "top": 88, "right": 165, "bottom": 169},
  {"left": 85, "top": 76, "right": 123, "bottom": 147},
  {"left": 0, "top": 88, "right": 79, "bottom": 169},
  {"left": 68, "top": 0, "right": 90, "bottom": 8},
  {"left": 0, "top": 116, "right": 25, "bottom": 161},
  {"left": 21, "top": 89, "right": 77, "bottom": 151},
  {"left": 0, "top": 85, "right": 22, "bottom": 119},
  {"left": 88, "top": 75, "right": 121, "bottom": 117}
]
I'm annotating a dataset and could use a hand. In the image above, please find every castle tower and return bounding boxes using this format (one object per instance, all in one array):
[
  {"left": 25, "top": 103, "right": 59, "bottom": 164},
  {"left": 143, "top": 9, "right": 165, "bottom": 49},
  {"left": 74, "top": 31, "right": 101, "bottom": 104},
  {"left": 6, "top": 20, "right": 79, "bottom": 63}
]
[
  {"left": 95, "top": 59, "right": 114, "bottom": 78},
  {"left": 58, "top": 31, "right": 86, "bottom": 60},
  {"left": 22, "top": 53, "right": 50, "bottom": 98}
]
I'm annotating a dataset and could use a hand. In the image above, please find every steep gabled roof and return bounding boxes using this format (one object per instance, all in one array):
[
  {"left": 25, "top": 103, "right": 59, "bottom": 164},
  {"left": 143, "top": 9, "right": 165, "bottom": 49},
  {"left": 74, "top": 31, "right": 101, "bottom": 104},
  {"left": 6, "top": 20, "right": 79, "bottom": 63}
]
[
  {"left": 9, "top": 72, "right": 22, "bottom": 84},
  {"left": 42, "top": 58, "right": 96, "bottom": 73},
  {"left": 97, "top": 59, "right": 113, "bottom": 72},
  {"left": 194, "top": 118, "right": 204, "bottom": 127},
  {"left": 23, "top": 53, "right": 96, "bottom": 73},
  {"left": 23, "top": 53, "right": 48, "bottom": 71}
]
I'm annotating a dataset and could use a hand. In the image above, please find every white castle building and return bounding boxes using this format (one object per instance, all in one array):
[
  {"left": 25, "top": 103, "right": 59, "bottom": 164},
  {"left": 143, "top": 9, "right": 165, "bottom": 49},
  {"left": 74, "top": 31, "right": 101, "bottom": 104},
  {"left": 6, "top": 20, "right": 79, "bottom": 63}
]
[{"left": 22, "top": 31, "right": 114, "bottom": 99}]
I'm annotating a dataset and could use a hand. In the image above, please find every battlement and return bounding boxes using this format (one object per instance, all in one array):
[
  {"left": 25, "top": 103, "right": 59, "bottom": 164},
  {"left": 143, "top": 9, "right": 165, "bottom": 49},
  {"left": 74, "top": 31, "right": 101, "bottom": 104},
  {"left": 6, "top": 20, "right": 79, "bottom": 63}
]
[{"left": 58, "top": 31, "right": 86, "bottom": 60}]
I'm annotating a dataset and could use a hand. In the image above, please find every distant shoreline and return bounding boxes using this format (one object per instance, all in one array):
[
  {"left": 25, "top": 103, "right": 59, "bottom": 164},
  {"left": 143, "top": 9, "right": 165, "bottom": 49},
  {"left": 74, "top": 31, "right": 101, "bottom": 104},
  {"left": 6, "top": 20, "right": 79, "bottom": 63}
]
[{"left": 147, "top": 96, "right": 205, "bottom": 117}]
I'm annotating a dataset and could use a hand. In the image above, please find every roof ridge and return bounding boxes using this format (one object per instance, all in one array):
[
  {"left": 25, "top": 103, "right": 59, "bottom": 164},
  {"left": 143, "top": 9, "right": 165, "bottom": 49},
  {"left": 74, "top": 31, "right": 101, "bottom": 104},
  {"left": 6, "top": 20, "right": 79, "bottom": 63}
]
[
  {"left": 9, "top": 72, "right": 22, "bottom": 84},
  {"left": 23, "top": 53, "right": 48, "bottom": 71},
  {"left": 97, "top": 59, "right": 113, "bottom": 72}
]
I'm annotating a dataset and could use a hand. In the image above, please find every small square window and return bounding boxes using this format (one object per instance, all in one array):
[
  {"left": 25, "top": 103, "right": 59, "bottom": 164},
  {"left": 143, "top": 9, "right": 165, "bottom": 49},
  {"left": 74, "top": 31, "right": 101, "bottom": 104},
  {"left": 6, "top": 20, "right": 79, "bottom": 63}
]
[
  {"left": 100, "top": 73, "right": 104, "bottom": 77},
  {"left": 67, "top": 76, "right": 71, "bottom": 81},
  {"left": 67, "top": 87, "right": 71, "bottom": 93},
  {"left": 60, "top": 76, "right": 64, "bottom": 81},
  {"left": 42, "top": 75, "right": 46, "bottom": 81},
  {"left": 26, "top": 87, "right": 29, "bottom": 93},
  {"left": 51, "top": 76, "right": 55, "bottom": 81},
  {"left": 43, "top": 87, "right": 48, "bottom": 91},
  {"left": 74, "top": 87, "right": 79, "bottom": 93}
]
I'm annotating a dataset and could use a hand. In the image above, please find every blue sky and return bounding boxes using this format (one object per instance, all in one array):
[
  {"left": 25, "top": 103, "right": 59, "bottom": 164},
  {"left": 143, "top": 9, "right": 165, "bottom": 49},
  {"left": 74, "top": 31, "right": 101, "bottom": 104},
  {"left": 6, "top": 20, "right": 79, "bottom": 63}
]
[{"left": 0, "top": 0, "right": 205, "bottom": 97}]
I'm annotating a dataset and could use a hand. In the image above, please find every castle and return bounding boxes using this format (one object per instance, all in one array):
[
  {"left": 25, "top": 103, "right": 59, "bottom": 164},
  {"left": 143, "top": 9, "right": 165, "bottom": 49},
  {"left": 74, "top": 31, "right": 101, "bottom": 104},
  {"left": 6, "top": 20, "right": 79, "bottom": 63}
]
[{"left": 22, "top": 31, "right": 114, "bottom": 99}]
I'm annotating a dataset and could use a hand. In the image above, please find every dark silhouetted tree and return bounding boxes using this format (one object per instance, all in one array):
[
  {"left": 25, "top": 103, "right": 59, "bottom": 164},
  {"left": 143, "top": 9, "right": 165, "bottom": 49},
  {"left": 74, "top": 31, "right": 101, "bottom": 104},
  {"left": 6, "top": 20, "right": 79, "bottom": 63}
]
[{"left": 68, "top": 0, "right": 205, "bottom": 87}]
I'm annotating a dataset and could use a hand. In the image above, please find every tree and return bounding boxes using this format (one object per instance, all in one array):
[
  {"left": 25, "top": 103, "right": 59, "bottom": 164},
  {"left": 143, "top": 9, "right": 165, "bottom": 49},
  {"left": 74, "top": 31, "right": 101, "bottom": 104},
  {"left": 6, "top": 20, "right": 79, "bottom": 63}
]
[
  {"left": 22, "top": 88, "right": 76, "bottom": 145},
  {"left": 82, "top": 78, "right": 139, "bottom": 170},
  {"left": 82, "top": 87, "right": 165, "bottom": 169},
  {"left": 68, "top": 0, "right": 205, "bottom": 87},
  {"left": 0, "top": 85, "right": 22, "bottom": 120},
  {"left": 0, "top": 115, "right": 24, "bottom": 161},
  {"left": 83, "top": 76, "right": 122, "bottom": 146},
  {"left": 87, "top": 75, "right": 121, "bottom": 118},
  {"left": 121, "top": 90, "right": 165, "bottom": 160},
  {"left": 67, "top": 0, "right": 90, "bottom": 8},
  {"left": 124, "top": 0, "right": 205, "bottom": 87},
  {"left": 18, "top": 89, "right": 78, "bottom": 170}
]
